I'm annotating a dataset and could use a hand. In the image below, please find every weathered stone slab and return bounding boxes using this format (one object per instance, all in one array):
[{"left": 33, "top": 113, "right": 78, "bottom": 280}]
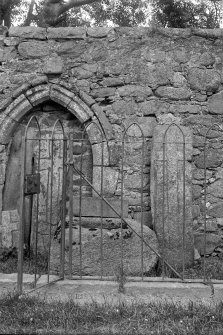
[
  {"left": 72, "top": 196, "right": 128, "bottom": 218},
  {"left": 87, "top": 27, "right": 114, "bottom": 38},
  {"left": 150, "top": 124, "right": 194, "bottom": 269},
  {"left": 9, "top": 27, "right": 47, "bottom": 40},
  {"left": 47, "top": 27, "right": 86, "bottom": 39},
  {"left": 53, "top": 219, "right": 159, "bottom": 276},
  {"left": 18, "top": 41, "right": 50, "bottom": 58}
]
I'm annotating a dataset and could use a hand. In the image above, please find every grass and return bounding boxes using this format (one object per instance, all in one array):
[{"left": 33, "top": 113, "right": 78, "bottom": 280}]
[
  {"left": 0, "top": 292, "right": 223, "bottom": 334},
  {"left": 183, "top": 257, "right": 223, "bottom": 280},
  {"left": 0, "top": 250, "right": 48, "bottom": 275}
]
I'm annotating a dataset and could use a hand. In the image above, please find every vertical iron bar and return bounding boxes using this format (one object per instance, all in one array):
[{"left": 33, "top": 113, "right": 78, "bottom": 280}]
[
  {"left": 120, "top": 134, "right": 125, "bottom": 278},
  {"left": 69, "top": 134, "right": 74, "bottom": 279},
  {"left": 48, "top": 138, "right": 54, "bottom": 284},
  {"left": 34, "top": 138, "right": 41, "bottom": 287},
  {"left": 60, "top": 139, "right": 67, "bottom": 279},
  {"left": 45, "top": 168, "right": 50, "bottom": 240},
  {"left": 79, "top": 135, "right": 83, "bottom": 278},
  {"left": 140, "top": 138, "right": 145, "bottom": 280},
  {"left": 162, "top": 136, "right": 166, "bottom": 279},
  {"left": 100, "top": 140, "right": 104, "bottom": 279},
  {"left": 17, "top": 137, "right": 26, "bottom": 295},
  {"left": 203, "top": 134, "right": 207, "bottom": 281},
  {"left": 182, "top": 139, "right": 186, "bottom": 280}
]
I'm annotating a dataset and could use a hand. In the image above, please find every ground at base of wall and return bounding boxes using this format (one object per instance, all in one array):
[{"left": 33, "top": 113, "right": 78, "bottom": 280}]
[{"left": 1, "top": 247, "right": 223, "bottom": 280}]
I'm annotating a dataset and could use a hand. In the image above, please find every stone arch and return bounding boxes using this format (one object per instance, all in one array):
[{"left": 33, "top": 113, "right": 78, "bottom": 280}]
[{"left": 0, "top": 84, "right": 95, "bottom": 144}]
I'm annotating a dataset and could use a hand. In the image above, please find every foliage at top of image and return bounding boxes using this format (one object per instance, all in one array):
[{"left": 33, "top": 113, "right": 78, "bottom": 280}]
[
  {"left": 0, "top": 0, "right": 222, "bottom": 29},
  {"left": 151, "top": 0, "right": 222, "bottom": 28}
]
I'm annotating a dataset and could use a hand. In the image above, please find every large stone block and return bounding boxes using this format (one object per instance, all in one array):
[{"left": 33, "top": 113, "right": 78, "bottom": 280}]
[
  {"left": 52, "top": 219, "right": 159, "bottom": 276},
  {"left": 151, "top": 124, "right": 194, "bottom": 269},
  {"left": 47, "top": 27, "right": 86, "bottom": 39},
  {"left": 9, "top": 27, "right": 47, "bottom": 40},
  {"left": 188, "top": 68, "right": 221, "bottom": 92},
  {"left": 72, "top": 196, "right": 128, "bottom": 218},
  {"left": 18, "top": 41, "right": 50, "bottom": 58}
]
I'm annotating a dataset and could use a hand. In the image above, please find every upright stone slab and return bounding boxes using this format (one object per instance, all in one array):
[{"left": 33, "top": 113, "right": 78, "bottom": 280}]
[{"left": 151, "top": 124, "right": 194, "bottom": 270}]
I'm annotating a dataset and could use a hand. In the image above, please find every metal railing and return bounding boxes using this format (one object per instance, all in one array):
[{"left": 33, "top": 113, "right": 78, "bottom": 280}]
[{"left": 17, "top": 118, "right": 223, "bottom": 293}]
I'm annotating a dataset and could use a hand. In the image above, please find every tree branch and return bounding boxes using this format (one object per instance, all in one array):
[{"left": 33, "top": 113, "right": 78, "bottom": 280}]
[
  {"left": 23, "top": 0, "right": 36, "bottom": 26},
  {"left": 43, "top": 0, "right": 102, "bottom": 26}
]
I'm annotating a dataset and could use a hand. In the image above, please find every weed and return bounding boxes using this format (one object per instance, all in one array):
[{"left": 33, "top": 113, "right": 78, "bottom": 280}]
[{"left": 114, "top": 265, "right": 127, "bottom": 294}]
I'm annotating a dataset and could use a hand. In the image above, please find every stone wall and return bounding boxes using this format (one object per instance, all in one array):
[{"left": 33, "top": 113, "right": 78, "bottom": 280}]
[{"left": 1, "top": 26, "right": 223, "bottom": 263}]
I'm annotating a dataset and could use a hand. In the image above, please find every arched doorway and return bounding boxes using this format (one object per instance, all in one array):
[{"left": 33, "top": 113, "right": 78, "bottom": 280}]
[{"left": 3, "top": 100, "right": 93, "bottom": 251}]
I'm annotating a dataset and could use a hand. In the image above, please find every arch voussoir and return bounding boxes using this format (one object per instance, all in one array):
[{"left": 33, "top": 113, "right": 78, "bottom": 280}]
[
  {"left": 0, "top": 94, "right": 32, "bottom": 144},
  {"left": 25, "top": 85, "right": 50, "bottom": 106}
]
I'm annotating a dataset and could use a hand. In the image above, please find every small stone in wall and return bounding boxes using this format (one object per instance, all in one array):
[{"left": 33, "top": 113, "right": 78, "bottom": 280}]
[
  {"left": 194, "top": 151, "right": 223, "bottom": 169},
  {"left": 194, "top": 232, "right": 223, "bottom": 256},
  {"left": 155, "top": 86, "right": 192, "bottom": 100},
  {"left": 207, "top": 180, "right": 223, "bottom": 199},
  {"left": 171, "top": 72, "right": 187, "bottom": 88},
  {"left": 200, "top": 52, "right": 215, "bottom": 67},
  {"left": 43, "top": 55, "right": 63, "bottom": 74},
  {"left": 209, "top": 202, "right": 223, "bottom": 218},
  {"left": 117, "top": 85, "right": 153, "bottom": 98},
  {"left": 208, "top": 91, "right": 223, "bottom": 114}
]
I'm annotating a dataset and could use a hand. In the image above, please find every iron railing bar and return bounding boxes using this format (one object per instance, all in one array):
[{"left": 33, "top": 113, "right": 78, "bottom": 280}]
[
  {"left": 60, "top": 140, "right": 67, "bottom": 279},
  {"left": 70, "top": 164, "right": 183, "bottom": 280},
  {"left": 79, "top": 136, "right": 84, "bottom": 278},
  {"left": 69, "top": 134, "right": 74, "bottom": 279},
  {"left": 140, "top": 141, "right": 145, "bottom": 281},
  {"left": 48, "top": 138, "right": 54, "bottom": 284},
  {"left": 162, "top": 135, "right": 165, "bottom": 279},
  {"left": 17, "top": 137, "right": 26, "bottom": 295},
  {"left": 182, "top": 141, "right": 186, "bottom": 280},
  {"left": 100, "top": 140, "right": 104, "bottom": 279}
]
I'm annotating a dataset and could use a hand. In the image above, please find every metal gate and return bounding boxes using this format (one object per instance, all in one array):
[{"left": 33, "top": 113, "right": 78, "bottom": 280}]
[
  {"left": 17, "top": 117, "right": 222, "bottom": 294},
  {"left": 17, "top": 116, "right": 67, "bottom": 293}
]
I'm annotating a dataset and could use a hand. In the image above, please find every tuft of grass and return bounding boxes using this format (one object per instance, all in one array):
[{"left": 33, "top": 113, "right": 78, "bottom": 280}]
[
  {"left": 114, "top": 265, "right": 127, "bottom": 294},
  {"left": 1, "top": 292, "right": 223, "bottom": 334}
]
